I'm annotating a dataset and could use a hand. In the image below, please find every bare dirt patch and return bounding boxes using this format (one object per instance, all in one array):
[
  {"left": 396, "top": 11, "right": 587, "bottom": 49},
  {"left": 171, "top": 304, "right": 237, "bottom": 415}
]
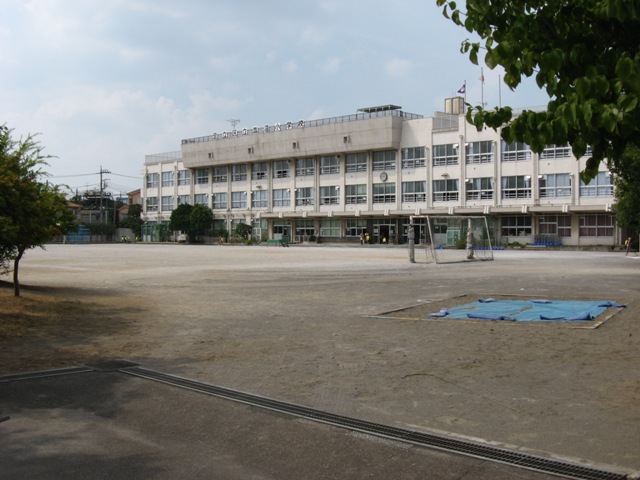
[{"left": 0, "top": 282, "right": 146, "bottom": 373}]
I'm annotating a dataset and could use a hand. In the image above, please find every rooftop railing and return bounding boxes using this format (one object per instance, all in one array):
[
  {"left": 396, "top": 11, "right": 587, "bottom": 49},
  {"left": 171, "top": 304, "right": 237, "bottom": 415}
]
[{"left": 181, "top": 109, "right": 424, "bottom": 145}]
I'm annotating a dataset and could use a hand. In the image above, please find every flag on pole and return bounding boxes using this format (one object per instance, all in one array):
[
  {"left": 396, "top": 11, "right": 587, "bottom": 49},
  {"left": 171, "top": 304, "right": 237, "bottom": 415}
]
[{"left": 457, "top": 83, "right": 466, "bottom": 94}]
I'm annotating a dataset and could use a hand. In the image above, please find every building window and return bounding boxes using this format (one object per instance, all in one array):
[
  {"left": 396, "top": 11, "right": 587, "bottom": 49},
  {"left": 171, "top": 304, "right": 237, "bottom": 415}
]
[
  {"left": 466, "top": 141, "right": 494, "bottom": 164},
  {"left": 319, "top": 186, "right": 340, "bottom": 205},
  {"left": 373, "top": 182, "right": 396, "bottom": 203},
  {"left": 432, "top": 179, "right": 459, "bottom": 201},
  {"left": 372, "top": 150, "right": 396, "bottom": 171},
  {"left": 320, "top": 155, "right": 340, "bottom": 174},
  {"left": 539, "top": 215, "right": 571, "bottom": 237},
  {"left": 466, "top": 177, "right": 494, "bottom": 200},
  {"left": 539, "top": 173, "right": 571, "bottom": 198},
  {"left": 232, "top": 164, "right": 247, "bottom": 182},
  {"left": 345, "top": 184, "right": 367, "bottom": 204},
  {"left": 433, "top": 144, "right": 459, "bottom": 166},
  {"left": 579, "top": 214, "right": 614, "bottom": 237},
  {"left": 320, "top": 219, "right": 340, "bottom": 237},
  {"left": 252, "top": 162, "right": 268, "bottom": 180},
  {"left": 252, "top": 190, "right": 268, "bottom": 208},
  {"left": 178, "top": 195, "right": 190, "bottom": 205},
  {"left": 146, "top": 197, "right": 158, "bottom": 212},
  {"left": 502, "top": 215, "right": 532, "bottom": 236},
  {"left": 194, "top": 193, "right": 208, "bottom": 205},
  {"left": 401, "top": 147, "right": 426, "bottom": 168},
  {"left": 501, "top": 175, "right": 532, "bottom": 199},
  {"left": 273, "top": 188, "right": 291, "bottom": 207},
  {"left": 296, "top": 187, "right": 314, "bottom": 206},
  {"left": 346, "top": 219, "right": 367, "bottom": 237},
  {"left": 231, "top": 191, "right": 247, "bottom": 209},
  {"left": 161, "top": 196, "right": 174, "bottom": 211},
  {"left": 541, "top": 144, "right": 571, "bottom": 159},
  {"left": 502, "top": 141, "right": 531, "bottom": 162},
  {"left": 177, "top": 169, "right": 191, "bottom": 186},
  {"left": 273, "top": 160, "right": 291, "bottom": 178},
  {"left": 295, "top": 219, "right": 315, "bottom": 236},
  {"left": 296, "top": 157, "right": 315, "bottom": 176},
  {"left": 346, "top": 152, "right": 367, "bottom": 172},
  {"left": 213, "top": 166, "right": 228, "bottom": 183},
  {"left": 579, "top": 172, "right": 614, "bottom": 197},
  {"left": 161, "top": 171, "right": 174, "bottom": 187},
  {"left": 195, "top": 168, "right": 209, "bottom": 184},
  {"left": 146, "top": 173, "right": 159, "bottom": 188},
  {"left": 212, "top": 192, "right": 227, "bottom": 209},
  {"left": 401, "top": 181, "right": 426, "bottom": 202}
]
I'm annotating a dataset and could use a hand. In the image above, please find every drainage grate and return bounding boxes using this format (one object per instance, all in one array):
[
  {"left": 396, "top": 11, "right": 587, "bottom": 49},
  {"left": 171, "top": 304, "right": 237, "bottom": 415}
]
[
  {"left": 121, "top": 366, "right": 628, "bottom": 480},
  {"left": 0, "top": 366, "right": 93, "bottom": 383},
  {"left": 85, "top": 360, "right": 140, "bottom": 371}
]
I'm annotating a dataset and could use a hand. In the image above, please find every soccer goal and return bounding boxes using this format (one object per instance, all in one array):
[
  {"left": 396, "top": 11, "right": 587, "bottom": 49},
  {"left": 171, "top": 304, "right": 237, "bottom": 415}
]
[{"left": 411, "top": 215, "right": 494, "bottom": 264}]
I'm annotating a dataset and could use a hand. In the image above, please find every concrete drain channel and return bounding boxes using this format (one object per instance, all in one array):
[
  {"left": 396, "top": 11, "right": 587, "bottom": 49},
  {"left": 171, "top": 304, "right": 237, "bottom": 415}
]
[
  {"left": 121, "top": 366, "right": 626, "bottom": 480},
  {"left": 2, "top": 363, "right": 630, "bottom": 480}
]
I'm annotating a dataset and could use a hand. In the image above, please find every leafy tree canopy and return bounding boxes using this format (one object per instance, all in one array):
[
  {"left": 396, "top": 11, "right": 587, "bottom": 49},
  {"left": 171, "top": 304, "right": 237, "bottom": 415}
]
[
  {"left": 233, "top": 223, "right": 252, "bottom": 240},
  {"left": 168, "top": 203, "right": 193, "bottom": 234},
  {"left": 437, "top": 0, "right": 640, "bottom": 181},
  {"left": 0, "top": 125, "right": 75, "bottom": 296},
  {"left": 120, "top": 203, "right": 143, "bottom": 238},
  {"left": 189, "top": 204, "right": 214, "bottom": 240},
  {"left": 612, "top": 144, "right": 640, "bottom": 234}
]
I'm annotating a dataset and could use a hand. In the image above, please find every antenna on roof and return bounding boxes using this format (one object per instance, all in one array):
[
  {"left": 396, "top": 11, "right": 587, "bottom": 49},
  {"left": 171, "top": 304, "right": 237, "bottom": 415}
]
[{"left": 227, "top": 119, "right": 240, "bottom": 129}]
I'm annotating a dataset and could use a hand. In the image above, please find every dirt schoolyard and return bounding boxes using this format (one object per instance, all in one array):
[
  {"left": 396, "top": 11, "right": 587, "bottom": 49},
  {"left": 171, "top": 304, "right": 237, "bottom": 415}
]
[{"left": 1, "top": 244, "right": 639, "bottom": 474}]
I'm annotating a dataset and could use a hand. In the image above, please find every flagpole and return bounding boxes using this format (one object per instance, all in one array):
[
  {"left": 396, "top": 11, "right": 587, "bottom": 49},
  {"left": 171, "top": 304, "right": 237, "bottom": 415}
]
[
  {"left": 480, "top": 67, "right": 485, "bottom": 109},
  {"left": 463, "top": 80, "right": 467, "bottom": 113}
]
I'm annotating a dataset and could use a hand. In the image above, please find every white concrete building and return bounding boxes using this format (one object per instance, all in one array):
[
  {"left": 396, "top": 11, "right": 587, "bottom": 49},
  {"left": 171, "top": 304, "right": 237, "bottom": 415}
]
[{"left": 142, "top": 101, "right": 619, "bottom": 246}]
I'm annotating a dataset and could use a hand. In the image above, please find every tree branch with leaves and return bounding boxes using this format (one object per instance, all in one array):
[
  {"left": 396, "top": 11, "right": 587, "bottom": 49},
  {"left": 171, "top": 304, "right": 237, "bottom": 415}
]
[
  {"left": 437, "top": 0, "right": 640, "bottom": 181},
  {"left": 0, "top": 125, "right": 75, "bottom": 296}
]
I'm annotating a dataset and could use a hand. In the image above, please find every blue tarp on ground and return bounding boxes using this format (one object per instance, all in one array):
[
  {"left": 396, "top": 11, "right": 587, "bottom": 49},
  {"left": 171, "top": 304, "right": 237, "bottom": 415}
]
[{"left": 427, "top": 299, "right": 623, "bottom": 322}]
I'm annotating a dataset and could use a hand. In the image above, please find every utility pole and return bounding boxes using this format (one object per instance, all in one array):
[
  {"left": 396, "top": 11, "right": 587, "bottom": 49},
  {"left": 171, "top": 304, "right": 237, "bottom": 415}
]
[
  {"left": 99, "top": 166, "right": 111, "bottom": 223},
  {"left": 227, "top": 119, "right": 240, "bottom": 130}
]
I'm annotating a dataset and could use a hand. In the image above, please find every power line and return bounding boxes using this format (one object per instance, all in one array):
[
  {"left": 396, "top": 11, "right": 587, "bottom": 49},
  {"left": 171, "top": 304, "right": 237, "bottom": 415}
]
[{"left": 50, "top": 170, "right": 140, "bottom": 180}]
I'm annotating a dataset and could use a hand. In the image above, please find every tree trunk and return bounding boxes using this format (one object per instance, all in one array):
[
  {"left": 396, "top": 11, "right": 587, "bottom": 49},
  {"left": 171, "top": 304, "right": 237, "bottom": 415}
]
[{"left": 12, "top": 248, "right": 24, "bottom": 297}]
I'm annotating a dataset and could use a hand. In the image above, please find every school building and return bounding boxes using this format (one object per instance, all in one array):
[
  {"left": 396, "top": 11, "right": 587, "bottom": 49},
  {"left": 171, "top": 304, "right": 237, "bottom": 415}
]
[{"left": 141, "top": 99, "right": 619, "bottom": 246}]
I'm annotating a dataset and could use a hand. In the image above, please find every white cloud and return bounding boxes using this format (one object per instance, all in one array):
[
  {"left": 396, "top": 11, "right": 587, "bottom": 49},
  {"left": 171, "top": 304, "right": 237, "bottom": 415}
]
[
  {"left": 321, "top": 57, "right": 342, "bottom": 75},
  {"left": 385, "top": 58, "right": 412, "bottom": 76},
  {"left": 300, "top": 25, "right": 330, "bottom": 46},
  {"left": 283, "top": 59, "right": 299, "bottom": 73}
]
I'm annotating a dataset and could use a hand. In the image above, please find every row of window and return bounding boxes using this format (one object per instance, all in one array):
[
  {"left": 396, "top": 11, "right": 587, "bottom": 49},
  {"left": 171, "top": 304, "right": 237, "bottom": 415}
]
[
  {"left": 433, "top": 141, "right": 577, "bottom": 166},
  {"left": 146, "top": 142, "right": 583, "bottom": 188},
  {"left": 283, "top": 214, "right": 614, "bottom": 239},
  {"left": 501, "top": 214, "right": 614, "bottom": 238},
  {"left": 146, "top": 173, "right": 613, "bottom": 212}
]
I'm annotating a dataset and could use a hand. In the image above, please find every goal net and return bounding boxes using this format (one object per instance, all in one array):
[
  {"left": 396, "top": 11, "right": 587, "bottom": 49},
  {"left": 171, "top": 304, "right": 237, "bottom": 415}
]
[{"left": 411, "top": 215, "right": 494, "bottom": 264}]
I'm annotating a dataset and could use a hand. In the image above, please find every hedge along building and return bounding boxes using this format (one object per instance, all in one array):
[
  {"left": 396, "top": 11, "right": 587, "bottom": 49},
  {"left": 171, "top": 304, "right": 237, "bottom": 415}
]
[{"left": 141, "top": 100, "right": 618, "bottom": 246}]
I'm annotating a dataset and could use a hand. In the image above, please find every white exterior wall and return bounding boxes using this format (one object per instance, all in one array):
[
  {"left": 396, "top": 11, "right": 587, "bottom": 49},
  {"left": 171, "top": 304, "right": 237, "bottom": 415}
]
[{"left": 142, "top": 107, "right": 618, "bottom": 246}]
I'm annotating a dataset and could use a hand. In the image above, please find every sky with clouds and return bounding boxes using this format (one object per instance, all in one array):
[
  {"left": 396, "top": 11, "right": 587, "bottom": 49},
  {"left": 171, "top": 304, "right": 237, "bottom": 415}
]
[{"left": 1, "top": 0, "right": 550, "bottom": 195}]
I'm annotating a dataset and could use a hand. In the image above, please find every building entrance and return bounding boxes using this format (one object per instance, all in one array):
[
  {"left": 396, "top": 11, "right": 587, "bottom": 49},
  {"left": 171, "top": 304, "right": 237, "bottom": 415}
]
[{"left": 373, "top": 220, "right": 396, "bottom": 244}]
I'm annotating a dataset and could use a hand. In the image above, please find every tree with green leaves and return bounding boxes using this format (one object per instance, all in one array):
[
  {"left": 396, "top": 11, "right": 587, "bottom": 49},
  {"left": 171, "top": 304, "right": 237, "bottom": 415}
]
[
  {"left": 437, "top": 0, "right": 640, "bottom": 181},
  {"left": 612, "top": 144, "right": 640, "bottom": 237},
  {"left": 168, "top": 203, "right": 214, "bottom": 243},
  {"left": 189, "top": 204, "right": 214, "bottom": 242},
  {"left": 169, "top": 203, "right": 193, "bottom": 240},
  {"left": 0, "top": 125, "right": 75, "bottom": 296},
  {"left": 233, "top": 223, "right": 252, "bottom": 241},
  {"left": 120, "top": 203, "right": 143, "bottom": 239}
]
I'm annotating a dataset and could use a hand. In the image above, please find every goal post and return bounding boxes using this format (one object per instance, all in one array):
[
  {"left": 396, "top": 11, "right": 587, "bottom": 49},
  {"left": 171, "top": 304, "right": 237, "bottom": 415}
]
[{"left": 410, "top": 215, "right": 494, "bottom": 264}]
